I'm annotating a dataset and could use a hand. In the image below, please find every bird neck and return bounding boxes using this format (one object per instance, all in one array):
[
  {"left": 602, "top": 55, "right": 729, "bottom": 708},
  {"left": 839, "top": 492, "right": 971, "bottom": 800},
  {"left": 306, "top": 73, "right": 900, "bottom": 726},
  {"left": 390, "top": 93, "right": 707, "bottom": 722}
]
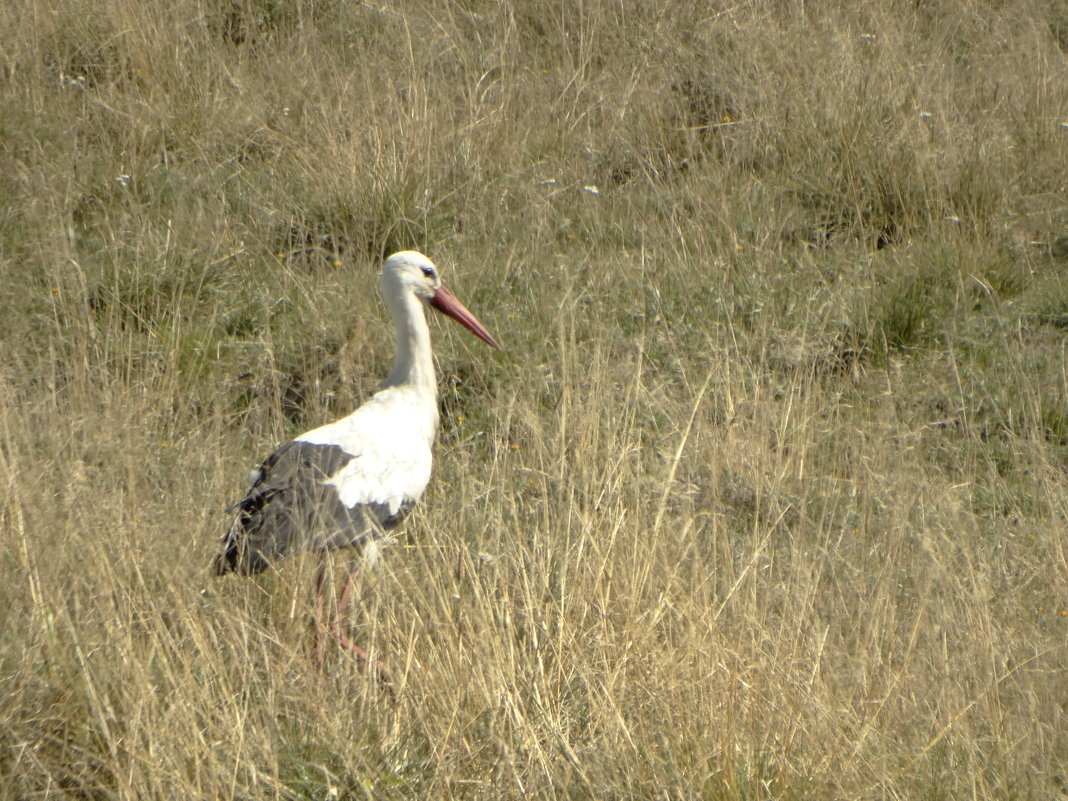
[{"left": 383, "top": 290, "right": 438, "bottom": 395}]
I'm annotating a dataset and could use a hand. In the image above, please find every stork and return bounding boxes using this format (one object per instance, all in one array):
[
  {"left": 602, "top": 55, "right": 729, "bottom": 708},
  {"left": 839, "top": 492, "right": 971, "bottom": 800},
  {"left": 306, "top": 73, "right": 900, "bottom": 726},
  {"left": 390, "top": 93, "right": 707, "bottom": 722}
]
[{"left": 213, "top": 251, "right": 500, "bottom": 683}]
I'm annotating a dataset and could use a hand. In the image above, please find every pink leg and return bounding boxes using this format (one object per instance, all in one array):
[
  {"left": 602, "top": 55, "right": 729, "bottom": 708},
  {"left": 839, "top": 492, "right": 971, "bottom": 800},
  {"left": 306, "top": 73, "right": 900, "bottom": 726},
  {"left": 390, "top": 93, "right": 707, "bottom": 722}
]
[
  {"left": 313, "top": 562, "right": 395, "bottom": 690},
  {"left": 336, "top": 565, "right": 359, "bottom": 620},
  {"left": 331, "top": 625, "right": 396, "bottom": 688}
]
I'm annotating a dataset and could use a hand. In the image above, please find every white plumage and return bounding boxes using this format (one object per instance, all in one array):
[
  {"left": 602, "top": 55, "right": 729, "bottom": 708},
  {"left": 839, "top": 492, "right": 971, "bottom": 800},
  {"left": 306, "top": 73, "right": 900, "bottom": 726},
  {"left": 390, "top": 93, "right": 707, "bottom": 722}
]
[
  {"left": 214, "top": 250, "right": 500, "bottom": 576},
  {"left": 298, "top": 389, "right": 435, "bottom": 516}
]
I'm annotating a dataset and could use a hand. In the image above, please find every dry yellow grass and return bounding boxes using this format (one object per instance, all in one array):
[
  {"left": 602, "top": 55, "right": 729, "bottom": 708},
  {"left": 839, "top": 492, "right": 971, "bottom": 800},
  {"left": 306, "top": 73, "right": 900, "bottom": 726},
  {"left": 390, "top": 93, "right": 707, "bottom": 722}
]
[{"left": 2, "top": 0, "right": 1067, "bottom": 798}]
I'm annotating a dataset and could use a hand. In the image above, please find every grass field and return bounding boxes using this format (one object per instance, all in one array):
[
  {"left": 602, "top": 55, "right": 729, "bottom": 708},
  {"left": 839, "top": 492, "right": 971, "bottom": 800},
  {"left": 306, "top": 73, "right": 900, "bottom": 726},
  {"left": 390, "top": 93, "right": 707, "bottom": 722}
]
[{"left": 2, "top": 0, "right": 1067, "bottom": 798}]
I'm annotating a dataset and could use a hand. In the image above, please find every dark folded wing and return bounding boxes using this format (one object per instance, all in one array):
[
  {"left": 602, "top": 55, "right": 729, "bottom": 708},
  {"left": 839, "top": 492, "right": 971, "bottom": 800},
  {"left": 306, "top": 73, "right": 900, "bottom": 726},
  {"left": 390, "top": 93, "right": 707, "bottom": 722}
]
[{"left": 214, "top": 440, "right": 409, "bottom": 575}]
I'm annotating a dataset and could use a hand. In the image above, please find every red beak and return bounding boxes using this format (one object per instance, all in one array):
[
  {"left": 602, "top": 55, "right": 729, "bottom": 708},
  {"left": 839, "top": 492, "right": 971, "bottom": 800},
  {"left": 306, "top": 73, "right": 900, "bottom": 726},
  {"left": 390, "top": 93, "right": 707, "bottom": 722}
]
[{"left": 429, "top": 283, "right": 502, "bottom": 349}]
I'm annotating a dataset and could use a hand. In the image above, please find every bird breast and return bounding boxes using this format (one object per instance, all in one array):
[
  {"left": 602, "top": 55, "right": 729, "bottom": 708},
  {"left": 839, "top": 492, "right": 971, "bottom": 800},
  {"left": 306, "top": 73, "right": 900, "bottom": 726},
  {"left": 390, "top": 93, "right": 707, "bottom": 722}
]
[{"left": 296, "top": 386, "right": 438, "bottom": 514}]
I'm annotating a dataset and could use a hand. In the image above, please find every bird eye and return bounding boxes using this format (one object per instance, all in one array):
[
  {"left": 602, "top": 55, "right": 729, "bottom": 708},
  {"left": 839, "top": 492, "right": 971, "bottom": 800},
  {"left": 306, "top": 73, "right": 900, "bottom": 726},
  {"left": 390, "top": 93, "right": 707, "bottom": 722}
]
[{"left": 421, "top": 266, "right": 435, "bottom": 278}]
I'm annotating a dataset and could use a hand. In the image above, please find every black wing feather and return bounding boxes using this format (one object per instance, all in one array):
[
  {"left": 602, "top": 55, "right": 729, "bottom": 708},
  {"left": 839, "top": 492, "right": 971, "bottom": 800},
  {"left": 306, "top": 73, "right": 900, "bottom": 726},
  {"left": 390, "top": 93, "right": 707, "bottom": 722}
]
[{"left": 213, "top": 441, "right": 410, "bottom": 575}]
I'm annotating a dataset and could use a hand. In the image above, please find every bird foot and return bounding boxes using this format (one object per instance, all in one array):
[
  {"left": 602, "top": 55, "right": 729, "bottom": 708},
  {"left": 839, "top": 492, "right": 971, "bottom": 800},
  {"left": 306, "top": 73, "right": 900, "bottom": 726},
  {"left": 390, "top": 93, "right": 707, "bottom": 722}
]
[
  {"left": 312, "top": 616, "right": 395, "bottom": 695},
  {"left": 333, "top": 625, "right": 396, "bottom": 689},
  {"left": 312, "top": 568, "right": 395, "bottom": 694}
]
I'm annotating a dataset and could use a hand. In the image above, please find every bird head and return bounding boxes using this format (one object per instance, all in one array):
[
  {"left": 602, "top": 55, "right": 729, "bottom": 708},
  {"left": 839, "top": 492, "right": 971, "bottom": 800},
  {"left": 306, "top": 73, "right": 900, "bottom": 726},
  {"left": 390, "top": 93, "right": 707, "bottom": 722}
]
[
  {"left": 382, "top": 250, "right": 442, "bottom": 300},
  {"left": 382, "top": 251, "right": 501, "bottom": 349}
]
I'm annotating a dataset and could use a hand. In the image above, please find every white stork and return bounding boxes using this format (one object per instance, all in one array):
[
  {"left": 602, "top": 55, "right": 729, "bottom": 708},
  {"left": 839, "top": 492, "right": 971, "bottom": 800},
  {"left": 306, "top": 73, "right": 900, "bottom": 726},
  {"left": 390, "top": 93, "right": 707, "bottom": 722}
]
[{"left": 214, "top": 251, "right": 500, "bottom": 680}]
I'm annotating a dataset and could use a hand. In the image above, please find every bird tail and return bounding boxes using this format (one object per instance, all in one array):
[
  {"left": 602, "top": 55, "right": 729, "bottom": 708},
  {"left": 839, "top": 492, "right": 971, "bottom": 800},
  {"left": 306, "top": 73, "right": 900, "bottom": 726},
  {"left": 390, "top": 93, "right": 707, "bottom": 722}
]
[
  {"left": 211, "top": 536, "right": 244, "bottom": 575},
  {"left": 212, "top": 503, "right": 274, "bottom": 575}
]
